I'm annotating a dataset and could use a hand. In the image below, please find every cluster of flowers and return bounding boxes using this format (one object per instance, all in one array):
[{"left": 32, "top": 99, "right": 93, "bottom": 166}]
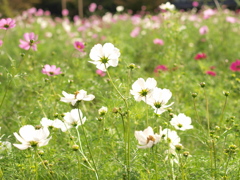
[{"left": 13, "top": 89, "right": 95, "bottom": 150}]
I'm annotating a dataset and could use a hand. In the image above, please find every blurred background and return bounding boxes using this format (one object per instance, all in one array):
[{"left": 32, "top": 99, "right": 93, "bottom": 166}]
[{"left": 0, "top": 0, "right": 238, "bottom": 18}]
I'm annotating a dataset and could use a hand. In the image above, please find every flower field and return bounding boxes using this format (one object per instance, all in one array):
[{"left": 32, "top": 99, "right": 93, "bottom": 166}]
[{"left": 0, "top": 3, "right": 240, "bottom": 179}]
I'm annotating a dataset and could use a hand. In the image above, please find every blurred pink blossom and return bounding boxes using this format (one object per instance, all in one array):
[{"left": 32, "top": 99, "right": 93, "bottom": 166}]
[
  {"left": 44, "top": 10, "right": 51, "bottom": 16},
  {"left": 199, "top": 26, "right": 209, "bottom": 35},
  {"left": 194, "top": 53, "right": 207, "bottom": 60},
  {"left": 153, "top": 38, "right": 164, "bottom": 45},
  {"left": 62, "top": 9, "right": 69, "bottom": 16},
  {"left": 206, "top": 71, "right": 216, "bottom": 76},
  {"left": 74, "top": 41, "right": 85, "bottom": 52},
  {"left": 0, "top": 40, "right": 3, "bottom": 46},
  {"left": 19, "top": 32, "right": 39, "bottom": 51},
  {"left": 42, "top": 65, "right": 62, "bottom": 76},
  {"left": 154, "top": 65, "right": 168, "bottom": 73},
  {"left": 28, "top": 7, "right": 37, "bottom": 14},
  {"left": 0, "top": 18, "right": 16, "bottom": 30},
  {"left": 192, "top": 1, "right": 199, "bottom": 7},
  {"left": 130, "top": 27, "right": 141, "bottom": 37},
  {"left": 96, "top": 69, "right": 106, "bottom": 77},
  {"left": 203, "top": 9, "right": 216, "bottom": 19},
  {"left": 230, "top": 59, "right": 240, "bottom": 72},
  {"left": 89, "top": 3, "right": 97, "bottom": 12},
  {"left": 35, "top": 9, "right": 44, "bottom": 16},
  {"left": 226, "top": 16, "right": 237, "bottom": 23}
]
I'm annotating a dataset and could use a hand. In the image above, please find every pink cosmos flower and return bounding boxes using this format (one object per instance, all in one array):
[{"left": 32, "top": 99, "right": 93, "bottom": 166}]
[
  {"left": 96, "top": 69, "right": 106, "bottom": 77},
  {"left": 154, "top": 65, "right": 168, "bottom": 73},
  {"left": 230, "top": 59, "right": 240, "bottom": 72},
  {"left": 35, "top": 9, "right": 44, "bottom": 16},
  {"left": 0, "top": 18, "right": 16, "bottom": 30},
  {"left": 62, "top": 9, "right": 69, "bottom": 16},
  {"left": 89, "top": 3, "right": 97, "bottom": 12},
  {"left": 199, "top": 26, "right": 209, "bottom": 35},
  {"left": 206, "top": 71, "right": 216, "bottom": 76},
  {"left": 19, "top": 32, "right": 39, "bottom": 51},
  {"left": 130, "top": 27, "right": 141, "bottom": 37},
  {"left": 194, "top": 53, "right": 207, "bottom": 60},
  {"left": 42, "top": 64, "right": 62, "bottom": 76},
  {"left": 74, "top": 41, "right": 85, "bottom": 52},
  {"left": 192, "top": 1, "right": 199, "bottom": 7},
  {"left": 226, "top": 16, "right": 237, "bottom": 23},
  {"left": 153, "top": 39, "right": 164, "bottom": 45},
  {"left": 0, "top": 40, "right": 3, "bottom": 47},
  {"left": 203, "top": 9, "right": 216, "bottom": 19}
]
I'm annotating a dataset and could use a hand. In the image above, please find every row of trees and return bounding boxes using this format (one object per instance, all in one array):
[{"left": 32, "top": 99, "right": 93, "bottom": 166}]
[{"left": 0, "top": 0, "right": 166, "bottom": 18}]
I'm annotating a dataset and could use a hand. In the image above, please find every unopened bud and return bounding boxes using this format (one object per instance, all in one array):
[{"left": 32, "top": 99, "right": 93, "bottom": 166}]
[
  {"left": 200, "top": 82, "right": 206, "bottom": 88},
  {"left": 72, "top": 145, "right": 79, "bottom": 151}
]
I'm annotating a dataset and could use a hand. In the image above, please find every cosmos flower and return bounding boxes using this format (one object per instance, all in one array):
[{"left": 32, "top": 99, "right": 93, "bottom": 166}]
[
  {"left": 89, "top": 3, "right": 97, "bottom": 12},
  {"left": 98, "top": 106, "right": 108, "bottom": 116},
  {"left": 206, "top": 71, "right": 216, "bottom": 76},
  {"left": 96, "top": 69, "right": 106, "bottom": 77},
  {"left": 130, "top": 78, "right": 157, "bottom": 102},
  {"left": 147, "top": 88, "right": 174, "bottom": 115},
  {"left": 230, "top": 59, "right": 240, "bottom": 72},
  {"left": 62, "top": 9, "right": 69, "bottom": 16},
  {"left": 194, "top": 53, "right": 207, "bottom": 60},
  {"left": 159, "top": 2, "right": 175, "bottom": 11},
  {"left": 135, "top": 126, "right": 161, "bottom": 149},
  {"left": 159, "top": 128, "right": 181, "bottom": 149},
  {"left": 170, "top": 113, "right": 193, "bottom": 131},
  {"left": 153, "top": 38, "right": 164, "bottom": 45},
  {"left": 62, "top": 109, "right": 86, "bottom": 131},
  {"left": 226, "top": 16, "right": 237, "bottom": 23},
  {"left": 74, "top": 41, "right": 85, "bottom": 52},
  {"left": 154, "top": 65, "right": 168, "bottom": 73},
  {"left": 130, "top": 27, "right": 141, "bottom": 37},
  {"left": 0, "top": 18, "right": 16, "bottom": 30},
  {"left": 19, "top": 32, "right": 39, "bottom": 51},
  {"left": 13, "top": 125, "right": 51, "bottom": 150},
  {"left": 192, "top": 1, "right": 199, "bottom": 7},
  {"left": 41, "top": 64, "right": 62, "bottom": 76},
  {"left": 199, "top": 26, "right": 209, "bottom": 35},
  {"left": 40, "top": 118, "right": 65, "bottom": 129},
  {"left": 89, "top": 43, "right": 120, "bottom": 71},
  {"left": 60, "top": 90, "right": 95, "bottom": 106}
]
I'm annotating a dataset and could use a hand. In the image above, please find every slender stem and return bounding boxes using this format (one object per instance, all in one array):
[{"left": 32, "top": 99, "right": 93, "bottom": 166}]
[
  {"left": 203, "top": 89, "right": 210, "bottom": 136},
  {"left": 212, "top": 139, "right": 217, "bottom": 179},
  {"left": 77, "top": 108, "right": 99, "bottom": 179},
  {"left": 105, "top": 67, "right": 130, "bottom": 179},
  {"left": 36, "top": 152, "right": 54, "bottom": 180},
  {"left": 220, "top": 96, "right": 228, "bottom": 127}
]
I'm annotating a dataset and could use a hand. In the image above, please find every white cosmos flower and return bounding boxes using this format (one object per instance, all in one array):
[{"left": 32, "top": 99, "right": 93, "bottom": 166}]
[
  {"left": 89, "top": 43, "right": 120, "bottom": 71},
  {"left": 60, "top": 90, "right": 95, "bottom": 106},
  {"left": 147, "top": 87, "right": 174, "bottom": 114},
  {"left": 13, "top": 125, "right": 51, "bottom": 150},
  {"left": 160, "top": 128, "right": 180, "bottom": 149},
  {"left": 40, "top": 118, "right": 65, "bottom": 129},
  {"left": 159, "top": 2, "right": 175, "bottom": 11},
  {"left": 98, "top": 106, "right": 108, "bottom": 116},
  {"left": 130, "top": 78, "right": 157, "bottom": 102},
  {"left": 165, "top": 148, "right": 179, "bottom": 165},
  {"left": 134, "top": 126, "right": 160, "bottom": 149},
  {"left": 62, "top": 109, "right": 86, "bottom": 132},
  {"left": 170, "top": 113, "right": 193, "bottom": 131}
]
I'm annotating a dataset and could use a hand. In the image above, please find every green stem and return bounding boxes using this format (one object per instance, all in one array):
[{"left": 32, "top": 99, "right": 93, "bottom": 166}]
[
  {"left": 105, "top": 67, "right": 130, "bottom": 179},
  {"left": 77, "top": 108, "right": 99, "bottom": 179},
  {"left": 220, "top": 96, "right": 228, "bottom": 127}
]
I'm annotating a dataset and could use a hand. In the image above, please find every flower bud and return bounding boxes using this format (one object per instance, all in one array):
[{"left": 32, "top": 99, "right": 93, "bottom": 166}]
[
  {"left": 223, "top": 91, "right": 230, "bottom": 97},
  {"left": 38, "top": 150, "right": 44, "bottom": 156},
  {"left": 183, "top": 151, "right": 190, "bottom": 157},
  {"left": 127, "top": 63, "right": 136, "bottom": 70},
  {"left": 191, "top": 92, "right": 198, "bottom": 98},
  {"left": 175, "top": 144, "right": 183, "bottom": 151},
  {"left": 72, "top": 145, "right": 79, "bottom": 151},
  {"left": 200, "top": 82, "right": 206, "bottom": 88}
]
